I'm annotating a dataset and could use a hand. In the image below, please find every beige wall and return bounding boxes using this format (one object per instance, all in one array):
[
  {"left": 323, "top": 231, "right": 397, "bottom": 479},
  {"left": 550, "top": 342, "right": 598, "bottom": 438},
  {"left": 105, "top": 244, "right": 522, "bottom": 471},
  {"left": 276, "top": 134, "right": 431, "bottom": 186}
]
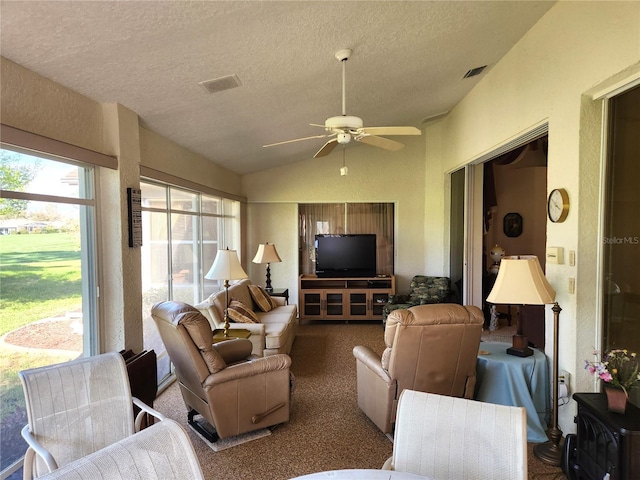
[
  {"left": 246, "top": 203, "right": 299, "bottom": 294},
  {"left": 100, "top": 103, "right": 143, "bottom": 353},
  {"left": 139, "top": 127, "right": 242, "bottom": 195},
  {"left": 1, "top": 58, "right": 112, "bottom": 156}
]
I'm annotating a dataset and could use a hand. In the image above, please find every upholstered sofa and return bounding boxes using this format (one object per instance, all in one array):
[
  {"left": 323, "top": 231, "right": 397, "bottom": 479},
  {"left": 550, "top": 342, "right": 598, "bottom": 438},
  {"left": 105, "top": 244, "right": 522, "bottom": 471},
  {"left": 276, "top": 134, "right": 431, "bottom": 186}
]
[
  {"left": 196, "top": 279, "right": 297, "bottom": 357},
  {"left": 382, "top": 275, "right": 451, "bottom": 326}
]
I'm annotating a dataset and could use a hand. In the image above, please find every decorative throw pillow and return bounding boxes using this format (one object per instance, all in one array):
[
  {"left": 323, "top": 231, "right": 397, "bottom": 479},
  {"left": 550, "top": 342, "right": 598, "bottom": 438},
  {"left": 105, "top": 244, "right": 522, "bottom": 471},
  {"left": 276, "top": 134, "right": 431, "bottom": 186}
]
[
  {"left": 248, "top": 284, "right": 278, "bottom": 312},
  {"left": 227, "top": 299, "right": 260, "bottom": 323}
]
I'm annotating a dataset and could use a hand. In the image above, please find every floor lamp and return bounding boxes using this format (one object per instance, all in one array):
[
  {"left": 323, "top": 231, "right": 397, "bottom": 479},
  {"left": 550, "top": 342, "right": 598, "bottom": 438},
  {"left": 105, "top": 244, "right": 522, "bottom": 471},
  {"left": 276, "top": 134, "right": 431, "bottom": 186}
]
[
  {"left": 486, "top": 255, "right": 564, "bottom": 466},
  {"left": 252, "top": 243, "right": 282, "bottom": 291},
  {"left": 205, "top": 248, "right": 248, "bottom": 336}
]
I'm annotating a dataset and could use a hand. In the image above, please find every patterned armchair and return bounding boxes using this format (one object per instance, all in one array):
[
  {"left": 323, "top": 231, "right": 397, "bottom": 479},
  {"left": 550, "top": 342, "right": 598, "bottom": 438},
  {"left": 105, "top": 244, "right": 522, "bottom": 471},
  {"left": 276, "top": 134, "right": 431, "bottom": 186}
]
[{"left": 382, "top": 275, "right": 451, "bottom": 326}]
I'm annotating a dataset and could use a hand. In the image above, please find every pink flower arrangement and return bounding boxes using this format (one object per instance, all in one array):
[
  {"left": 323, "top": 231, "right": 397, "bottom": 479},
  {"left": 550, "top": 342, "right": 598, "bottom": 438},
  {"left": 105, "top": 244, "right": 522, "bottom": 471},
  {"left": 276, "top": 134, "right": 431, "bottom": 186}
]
[{"left": 585, "top": 349, "right": 640, "bottom": 393}]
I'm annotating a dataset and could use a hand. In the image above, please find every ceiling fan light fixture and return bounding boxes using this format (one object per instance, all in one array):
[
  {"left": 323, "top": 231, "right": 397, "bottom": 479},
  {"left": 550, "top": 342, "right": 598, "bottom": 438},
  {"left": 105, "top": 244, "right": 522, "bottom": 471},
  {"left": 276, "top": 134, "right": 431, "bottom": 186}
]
[{"left": 337, "top": 132, "right": 351, "bottom": 144}]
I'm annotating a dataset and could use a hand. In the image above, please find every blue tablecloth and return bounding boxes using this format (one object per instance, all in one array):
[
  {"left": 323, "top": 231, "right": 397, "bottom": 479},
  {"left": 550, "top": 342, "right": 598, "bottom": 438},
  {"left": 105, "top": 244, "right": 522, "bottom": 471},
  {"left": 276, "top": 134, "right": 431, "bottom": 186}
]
[{"left": 475, "top": 341, "right": 550, "bottom": 443}]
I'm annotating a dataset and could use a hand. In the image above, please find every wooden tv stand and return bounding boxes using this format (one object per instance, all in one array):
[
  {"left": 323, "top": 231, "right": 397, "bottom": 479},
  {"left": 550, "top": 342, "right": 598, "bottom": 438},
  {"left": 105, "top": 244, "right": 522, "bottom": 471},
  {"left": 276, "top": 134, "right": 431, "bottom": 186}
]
[{"left": 299, "top": 274, "right": 395, "bottom": 321}]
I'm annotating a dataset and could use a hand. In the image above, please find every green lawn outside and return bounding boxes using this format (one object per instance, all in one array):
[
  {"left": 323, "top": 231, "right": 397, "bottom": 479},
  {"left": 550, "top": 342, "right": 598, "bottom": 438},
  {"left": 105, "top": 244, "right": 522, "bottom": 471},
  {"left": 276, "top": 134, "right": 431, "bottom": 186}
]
[
  {"left": 0, "top": 232, "right": 82, "bottom": 432},
  {"left": 0, "top": 232, "right": 82, "bottom": 335}
]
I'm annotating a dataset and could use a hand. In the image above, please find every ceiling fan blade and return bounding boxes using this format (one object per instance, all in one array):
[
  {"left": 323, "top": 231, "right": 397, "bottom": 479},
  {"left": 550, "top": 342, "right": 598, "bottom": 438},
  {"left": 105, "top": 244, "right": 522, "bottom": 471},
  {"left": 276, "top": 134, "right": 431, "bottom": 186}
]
[
  {"left": 357, "top": 135, "right": 405, "bottom": 151},
  {"left": 314, "top": 139, "right": 339, "bottom": 158},
  {"left": 263, "top": 134, "right": 330, "bottom": 148},
  {"left": 359, "top": 126, "right": 421, "bottom": 136}
]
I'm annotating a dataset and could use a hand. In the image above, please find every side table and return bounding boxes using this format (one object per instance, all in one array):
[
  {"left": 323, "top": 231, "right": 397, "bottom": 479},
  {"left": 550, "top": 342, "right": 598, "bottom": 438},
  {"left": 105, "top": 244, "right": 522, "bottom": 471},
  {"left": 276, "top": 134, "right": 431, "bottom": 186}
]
[
  {"left": 212, "top": 328, "right": 251, "bottom": 343},
  {"left": 268, "top": 288, "right": 289, "bottom": 304},
  {"left": 475, "top": 341, "right": 550, "bottom": 442}
]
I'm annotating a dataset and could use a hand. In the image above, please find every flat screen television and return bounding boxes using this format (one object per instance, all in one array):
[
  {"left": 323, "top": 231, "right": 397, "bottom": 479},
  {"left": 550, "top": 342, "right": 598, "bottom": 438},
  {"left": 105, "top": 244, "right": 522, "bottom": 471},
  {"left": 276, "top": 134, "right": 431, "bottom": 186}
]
[{"left": 315, "top": 234, "right": 376, "bottom": 278}]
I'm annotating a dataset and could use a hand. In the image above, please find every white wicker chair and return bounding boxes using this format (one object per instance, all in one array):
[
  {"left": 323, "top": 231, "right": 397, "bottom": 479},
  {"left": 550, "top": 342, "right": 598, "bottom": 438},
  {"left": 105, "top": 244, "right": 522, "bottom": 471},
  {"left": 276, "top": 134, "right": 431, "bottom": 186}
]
[
  {"left": 383, "top": 389, "right": 528, "bottom": 480},
  {"left": 19, "top": 352, "right": 166, "bottom": 479},
  {"left": 37, "top": 419, "right": 204, "bottom": 480}
]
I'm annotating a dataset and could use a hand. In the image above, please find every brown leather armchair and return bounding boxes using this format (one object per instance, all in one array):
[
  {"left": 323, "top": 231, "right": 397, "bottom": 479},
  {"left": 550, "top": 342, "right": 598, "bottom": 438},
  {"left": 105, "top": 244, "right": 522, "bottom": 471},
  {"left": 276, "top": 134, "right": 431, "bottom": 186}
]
[
  {"left": 151, "top": 301, "right": 291, "bottom": 441},
  {"left": 352, "top": 303, "right": 484, "bottom": 434}
]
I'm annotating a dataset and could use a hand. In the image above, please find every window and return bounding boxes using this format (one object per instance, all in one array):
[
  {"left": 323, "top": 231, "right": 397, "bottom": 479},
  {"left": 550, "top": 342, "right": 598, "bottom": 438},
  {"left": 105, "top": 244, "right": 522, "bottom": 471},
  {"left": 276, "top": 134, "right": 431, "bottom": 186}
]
[
  {"left": 0, "top": 146, "right": 97, "bottom": 478},
  {"left": 140, "top": 180, "right": 240, "bottom": 388}
]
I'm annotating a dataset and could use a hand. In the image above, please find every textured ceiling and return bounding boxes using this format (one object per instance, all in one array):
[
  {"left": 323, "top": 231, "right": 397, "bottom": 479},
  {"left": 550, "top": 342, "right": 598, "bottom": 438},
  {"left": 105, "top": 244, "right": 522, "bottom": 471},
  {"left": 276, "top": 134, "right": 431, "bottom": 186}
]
[{"left": 0, "top": 1, "right": 555, "bottom": 174}]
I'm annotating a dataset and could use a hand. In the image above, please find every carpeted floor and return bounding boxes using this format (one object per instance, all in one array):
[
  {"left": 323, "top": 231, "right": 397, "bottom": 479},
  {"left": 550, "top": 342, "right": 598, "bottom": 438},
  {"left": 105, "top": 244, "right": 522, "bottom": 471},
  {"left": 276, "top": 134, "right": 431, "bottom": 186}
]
[{"left": 154, "top": 322, "right": 567, "bottom": 480}]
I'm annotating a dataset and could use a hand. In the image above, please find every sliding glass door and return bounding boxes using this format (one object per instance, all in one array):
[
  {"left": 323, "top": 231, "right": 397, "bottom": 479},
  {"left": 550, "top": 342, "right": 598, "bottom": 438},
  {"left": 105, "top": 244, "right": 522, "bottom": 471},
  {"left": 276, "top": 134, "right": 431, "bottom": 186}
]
[
  {"left": 601, "top": 84, "right": 640, "bottom": 406},
  {"left": 140, "top": 180, "right": 240, "bottom": 388},
  {"left": 0, "top": 147, "right": 98, "bottom": 478}
]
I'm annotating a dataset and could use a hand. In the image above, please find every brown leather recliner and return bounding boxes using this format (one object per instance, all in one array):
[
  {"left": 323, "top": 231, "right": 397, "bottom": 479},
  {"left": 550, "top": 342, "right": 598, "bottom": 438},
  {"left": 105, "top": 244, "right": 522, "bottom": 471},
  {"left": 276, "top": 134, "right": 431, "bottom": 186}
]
[
  {"left": 151, "top": 301, "right": 291, "bottom": 441},
  {"left": 352, "top": 303, "right": 484, "bottom": 434}
]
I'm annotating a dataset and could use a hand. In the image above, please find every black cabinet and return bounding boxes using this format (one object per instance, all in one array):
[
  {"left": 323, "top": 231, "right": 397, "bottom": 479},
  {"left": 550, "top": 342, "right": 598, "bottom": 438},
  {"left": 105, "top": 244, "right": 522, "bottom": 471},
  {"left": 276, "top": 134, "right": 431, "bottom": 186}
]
[{"left": 564, "top": 393, "right": 640, "bottom": 480}]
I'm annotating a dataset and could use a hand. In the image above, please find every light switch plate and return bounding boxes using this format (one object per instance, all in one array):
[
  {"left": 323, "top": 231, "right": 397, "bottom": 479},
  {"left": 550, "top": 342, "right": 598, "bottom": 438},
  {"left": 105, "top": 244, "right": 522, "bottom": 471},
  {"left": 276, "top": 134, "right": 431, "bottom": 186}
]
[{"left": 546, "top": 247, "right": 564, "bottom": 264}]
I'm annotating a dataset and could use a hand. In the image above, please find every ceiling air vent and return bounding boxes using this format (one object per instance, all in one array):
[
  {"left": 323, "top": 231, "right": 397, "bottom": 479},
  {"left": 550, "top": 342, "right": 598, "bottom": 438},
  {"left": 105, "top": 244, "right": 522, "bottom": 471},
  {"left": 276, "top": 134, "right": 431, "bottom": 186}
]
[
  {"left": 421, "top": 111, "right": 449, "bottom": 124},
  {"left": 462, "top": 65, "right": 487, "bottom": 79},
  {"left": 199, "top": 74, "right": 242, "bottom": 94}
]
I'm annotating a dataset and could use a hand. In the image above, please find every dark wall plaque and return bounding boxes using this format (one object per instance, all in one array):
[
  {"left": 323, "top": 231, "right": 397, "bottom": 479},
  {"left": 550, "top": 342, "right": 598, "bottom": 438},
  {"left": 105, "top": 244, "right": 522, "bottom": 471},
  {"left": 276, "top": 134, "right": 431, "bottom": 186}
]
[{"left": 127, "top": 187, "right": 142, "bottom": 247}]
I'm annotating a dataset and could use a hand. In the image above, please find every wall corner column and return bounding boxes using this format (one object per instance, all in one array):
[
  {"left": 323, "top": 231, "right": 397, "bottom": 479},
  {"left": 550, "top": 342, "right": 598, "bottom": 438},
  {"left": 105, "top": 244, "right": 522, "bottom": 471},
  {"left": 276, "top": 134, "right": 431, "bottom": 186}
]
[{"left": 100, "top": 103, "right": 142, "bottom": 353}]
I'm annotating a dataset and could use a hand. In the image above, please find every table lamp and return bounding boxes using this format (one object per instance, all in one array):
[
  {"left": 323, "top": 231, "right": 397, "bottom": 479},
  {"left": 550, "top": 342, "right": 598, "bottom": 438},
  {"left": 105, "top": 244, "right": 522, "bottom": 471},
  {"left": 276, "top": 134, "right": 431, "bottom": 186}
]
[
  {"left": 486, "top": 255, "right": 554, "bottom": 357},
  {"left": 486, "top": 255, "right": 564, "bottom": 466},
  {"left": 252, "top": 243, "right": 282, "bottom": 291},
  {"left": 205, "top": 248, "right": 248, "bottom": 336}
]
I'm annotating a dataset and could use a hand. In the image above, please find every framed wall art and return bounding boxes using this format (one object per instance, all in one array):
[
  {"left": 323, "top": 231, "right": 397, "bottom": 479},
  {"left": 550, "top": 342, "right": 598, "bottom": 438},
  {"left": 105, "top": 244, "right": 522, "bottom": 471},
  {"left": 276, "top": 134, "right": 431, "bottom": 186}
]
[{"left": 503, "top": 212, "right": 522, "bottom": 238}]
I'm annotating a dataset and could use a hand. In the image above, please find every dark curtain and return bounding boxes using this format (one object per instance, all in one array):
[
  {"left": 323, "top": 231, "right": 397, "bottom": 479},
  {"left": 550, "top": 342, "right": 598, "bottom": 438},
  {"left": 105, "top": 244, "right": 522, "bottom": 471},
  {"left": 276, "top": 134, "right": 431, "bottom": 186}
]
[{"left": 298, "top": 203, "right": 394, "bottom": 275}]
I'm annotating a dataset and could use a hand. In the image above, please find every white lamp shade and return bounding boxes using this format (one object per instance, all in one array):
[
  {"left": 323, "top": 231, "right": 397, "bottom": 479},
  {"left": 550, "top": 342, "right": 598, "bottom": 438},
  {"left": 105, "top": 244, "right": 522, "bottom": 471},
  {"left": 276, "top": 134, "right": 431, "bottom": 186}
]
[
  {"left": 486, "top": 256, "right": 556, "bottom": 305},
  {"left": 205, "top": 249, "right": 248, "bottom": 280},
  {"left": 252, "top": 243, "right": 282, "bottom": 264}
]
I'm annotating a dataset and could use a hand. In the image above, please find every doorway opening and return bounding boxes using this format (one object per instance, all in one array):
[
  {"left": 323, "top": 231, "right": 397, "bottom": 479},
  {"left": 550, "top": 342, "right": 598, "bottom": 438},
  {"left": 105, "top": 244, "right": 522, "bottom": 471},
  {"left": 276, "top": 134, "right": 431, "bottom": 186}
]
[{"left": 482, "top": 135, "right": 548, "bottom": 349}]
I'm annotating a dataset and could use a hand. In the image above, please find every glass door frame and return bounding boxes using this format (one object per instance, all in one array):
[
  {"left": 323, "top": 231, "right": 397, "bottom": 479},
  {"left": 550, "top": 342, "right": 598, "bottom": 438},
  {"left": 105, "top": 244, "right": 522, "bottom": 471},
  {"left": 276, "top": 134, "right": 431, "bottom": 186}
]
[{"left": 595, "top": 80, "right": 640, "bottom": 405}]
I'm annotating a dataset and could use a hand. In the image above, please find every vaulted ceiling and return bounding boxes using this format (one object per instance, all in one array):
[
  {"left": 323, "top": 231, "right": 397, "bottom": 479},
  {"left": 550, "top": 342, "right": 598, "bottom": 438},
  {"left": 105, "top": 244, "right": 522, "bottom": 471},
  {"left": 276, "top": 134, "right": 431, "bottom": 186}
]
[{"left": 0, "top": 1, "right": 555, "bottom": 174}]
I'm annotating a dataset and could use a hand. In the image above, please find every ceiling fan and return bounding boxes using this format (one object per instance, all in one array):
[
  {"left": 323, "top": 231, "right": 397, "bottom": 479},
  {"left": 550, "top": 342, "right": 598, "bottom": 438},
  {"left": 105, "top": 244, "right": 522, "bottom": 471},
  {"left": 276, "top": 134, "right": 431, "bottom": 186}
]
[{"left": 263, "top": 48, "right": 421, "bottom": 158}]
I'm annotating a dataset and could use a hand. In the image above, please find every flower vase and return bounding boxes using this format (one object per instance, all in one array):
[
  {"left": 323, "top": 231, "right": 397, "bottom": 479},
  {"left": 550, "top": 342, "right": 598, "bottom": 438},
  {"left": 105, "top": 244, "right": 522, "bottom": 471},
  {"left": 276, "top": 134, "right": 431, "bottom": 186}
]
[{"left": 604, "top": 385, "right": 628, "bottom": 414}]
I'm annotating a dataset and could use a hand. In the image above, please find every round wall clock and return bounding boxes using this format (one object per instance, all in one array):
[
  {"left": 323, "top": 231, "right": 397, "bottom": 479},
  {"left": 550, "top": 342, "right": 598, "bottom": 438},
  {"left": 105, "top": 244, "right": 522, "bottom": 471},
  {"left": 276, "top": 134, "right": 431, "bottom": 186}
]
[{"left": 547, "top": 188, "right": 569, "bottom": 223}]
